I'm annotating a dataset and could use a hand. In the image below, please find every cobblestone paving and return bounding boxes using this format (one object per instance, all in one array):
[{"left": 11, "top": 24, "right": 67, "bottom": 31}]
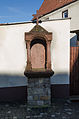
[{"left": 0, "top": 99, "right": 79, "bottom": 119}]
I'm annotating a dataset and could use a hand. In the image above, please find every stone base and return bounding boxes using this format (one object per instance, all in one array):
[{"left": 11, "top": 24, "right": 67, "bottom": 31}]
[
  {"left": 27, "top": 78, "right": 51, "bottom": 106},
  {"left": 24, "top": 70, "right": 54, "bottom": 78}
]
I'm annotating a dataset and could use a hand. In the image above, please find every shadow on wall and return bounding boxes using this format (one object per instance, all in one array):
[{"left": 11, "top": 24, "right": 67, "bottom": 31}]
[
  {"left": 70, "top": 35, "right": 77, "bottom": 47},
  {"left": 0, "top": 73, "right": 70, "bottom": 101},
  {"left": 50, "top": 73, "right": 69, "bottom": 98},
  {"left": 0, "top": 74, "right": 27, "bottom": 102}
]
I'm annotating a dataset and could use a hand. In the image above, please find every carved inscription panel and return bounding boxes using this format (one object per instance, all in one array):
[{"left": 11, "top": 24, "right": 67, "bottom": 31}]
[{"left": 31, "top": 43, "right": 45, "bottom": 69}]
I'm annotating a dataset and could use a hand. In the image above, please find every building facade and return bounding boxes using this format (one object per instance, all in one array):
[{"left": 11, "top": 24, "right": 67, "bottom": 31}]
[
  {"left": 0, "top": 19, "right": 70, "bottom": 102},
  {"left": 33, "top": 0, "right": 79, "bottom": 99},
  {"left": 0, "top": 0, "right": 79, "bottom": 102},
  {"left": 33, "top": 0, "right": 79, "bottom": 42}
]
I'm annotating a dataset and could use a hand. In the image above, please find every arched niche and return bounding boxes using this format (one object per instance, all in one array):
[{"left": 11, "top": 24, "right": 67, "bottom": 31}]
[
  {"left": 24, "top": 25, "right": 54, "bottom": 78},
  {"left": 30, "top": 38, "right": 47, "bottom": 70}
]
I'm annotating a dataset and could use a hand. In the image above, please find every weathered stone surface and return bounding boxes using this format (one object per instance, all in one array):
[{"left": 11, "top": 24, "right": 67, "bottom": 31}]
[
  {"left": 51, "top": 115, "right": 55, "bottom": 118},
  {"left": 64, "top": 108, "right": 72, "bottom": 111},
  {"left": 7, "top": 111, "right": 11, "bottom": 114},
  {"left": 37, "top": 101, "right": 44, "bottom": 105},
  {"left": 27, "top": 78, "right": 51, "bottom": 106},
  {"left": 33, "top": 95, "right": 39, "bottom": 101},
  {"left": 39, "top": 79, "right": 43, "bottom": 84},
  {"left": 56, "top": 112, "right": 61, "bottom": 115},
  {"left": 28, "top": 96, "right": 33, "bottom": 101},
  {"left": 31, "top": 43, "right": 45, "bottom": 69},
  {"left": 62, "top": 116, "right": 66, "bottom": 119},
  {"left": 66, "top": 112, "right": 72, "bottom": 115},
  {"left": 40, "top": 96, "right": 50, "bottom": 100},
  {"left": 13, "top": 117, "right": 17, "bottom": 119},
  {"left": 26, "top": 116, "right": 30, "bottom": 119}
]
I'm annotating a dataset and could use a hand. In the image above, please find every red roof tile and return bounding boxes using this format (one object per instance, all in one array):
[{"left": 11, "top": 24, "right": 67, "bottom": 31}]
[{"left": 33, "top": 0, "right": 77, "bottom": 20}]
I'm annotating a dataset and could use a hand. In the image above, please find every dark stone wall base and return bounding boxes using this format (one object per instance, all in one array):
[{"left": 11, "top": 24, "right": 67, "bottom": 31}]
[
  {"left": 0, "top": 84, "right": 69, "bottom": 102},
  {"left": 51, "top": 84, "right": 69, "bottom": 98},
  {"left": 0, "top": 86, "right": 27, "bottom": 102}
]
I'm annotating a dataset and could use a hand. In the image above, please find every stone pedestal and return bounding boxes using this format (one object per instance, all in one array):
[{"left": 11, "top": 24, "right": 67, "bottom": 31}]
[
  {"left": 24, "top": 24, "right": 54, "bottom": 106},
  {"left": 27, "top": 78, "right": 51, "bottom": 106}
]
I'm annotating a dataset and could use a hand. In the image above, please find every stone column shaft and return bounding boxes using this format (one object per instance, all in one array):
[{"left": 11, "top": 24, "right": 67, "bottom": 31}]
[
  {"left": 47, "top": 41, "right": 51, "bottom": 70},
  {"left": 26, "top": 41, "right": 32, "bottom": 70}
]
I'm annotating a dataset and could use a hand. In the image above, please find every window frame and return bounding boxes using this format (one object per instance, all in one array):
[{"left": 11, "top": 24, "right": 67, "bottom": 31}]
[{"left": 62, "top": 10, "right": 68, "bottom": 18}]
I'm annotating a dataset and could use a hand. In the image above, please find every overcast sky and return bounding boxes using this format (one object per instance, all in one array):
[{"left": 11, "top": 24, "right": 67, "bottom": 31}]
[{"left": 0, "top": 0, "right": 43, "bottom": 23}]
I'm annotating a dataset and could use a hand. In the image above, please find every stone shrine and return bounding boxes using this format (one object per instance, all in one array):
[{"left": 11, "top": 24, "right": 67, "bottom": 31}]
[{"left": 24, "top": 23, "right": 54, "bottom": 106}]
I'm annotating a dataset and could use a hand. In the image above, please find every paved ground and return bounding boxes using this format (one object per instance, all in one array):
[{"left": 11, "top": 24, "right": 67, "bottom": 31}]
[{"left": 0, "top": 99, "right": 79, "bottom": 119}]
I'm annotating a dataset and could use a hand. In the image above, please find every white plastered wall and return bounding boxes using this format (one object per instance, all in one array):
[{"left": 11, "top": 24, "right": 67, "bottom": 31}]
[
  {"left": 0, "top": 23, "right": 35, "bottom": 87},
  {"left": 0, "top": 23, "right": 35, "bottom": 75},
  {"left": 0, "top": 19, "right": 70, "bottom": 87},
  {"left": 41, "top": 20, "right": 70, "bottom": 84}
]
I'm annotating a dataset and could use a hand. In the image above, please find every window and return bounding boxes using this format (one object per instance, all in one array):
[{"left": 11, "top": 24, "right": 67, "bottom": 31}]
[
  {"left": 46, "top": 17, "right": 49, "bottom": 20},
  {"left": 62, "top": 10, "right": 68, "bottom": 18}
]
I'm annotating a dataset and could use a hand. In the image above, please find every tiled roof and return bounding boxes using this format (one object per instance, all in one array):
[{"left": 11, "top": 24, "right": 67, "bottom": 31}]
[{"left": 33, "top": 0, "right": 77, "bottom": 20}]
